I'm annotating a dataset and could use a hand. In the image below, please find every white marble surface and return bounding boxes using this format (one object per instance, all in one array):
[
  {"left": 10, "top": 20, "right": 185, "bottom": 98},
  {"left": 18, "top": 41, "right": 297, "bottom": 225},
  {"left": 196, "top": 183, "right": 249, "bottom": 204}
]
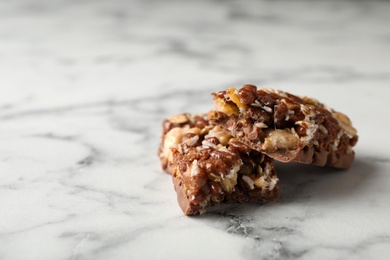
[{"left": 1, "top": 0, "right": 390, "bottom": 259}]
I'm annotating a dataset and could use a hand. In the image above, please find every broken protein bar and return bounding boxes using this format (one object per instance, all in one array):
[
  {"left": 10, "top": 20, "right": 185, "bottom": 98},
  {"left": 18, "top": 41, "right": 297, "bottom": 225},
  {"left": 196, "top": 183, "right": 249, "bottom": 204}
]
[
  {"left": 208, "top": 85, "right": 358, "bottom": 169},
  {"left": 159, "top": 113, "right": 279, "bottom": 215}
]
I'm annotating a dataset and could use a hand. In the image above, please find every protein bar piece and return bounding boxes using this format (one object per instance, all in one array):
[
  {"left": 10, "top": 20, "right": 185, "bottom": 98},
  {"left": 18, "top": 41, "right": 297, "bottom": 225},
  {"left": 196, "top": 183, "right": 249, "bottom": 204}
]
[
  {"left": 159, "top": 113, "right": 279, "bottom": 215},
  {"left": 209, "top": 85, "right": 358, "bottom": 169}
]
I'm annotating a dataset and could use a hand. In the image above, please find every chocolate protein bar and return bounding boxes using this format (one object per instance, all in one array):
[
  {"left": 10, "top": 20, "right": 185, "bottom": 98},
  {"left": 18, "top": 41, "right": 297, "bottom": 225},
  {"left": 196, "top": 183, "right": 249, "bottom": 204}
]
[
  {"left": 159, "top": 113, "right": 279, "bottom": 215},
  {"left": 208, "top": 85, "right": 358, "bottom": 169}
]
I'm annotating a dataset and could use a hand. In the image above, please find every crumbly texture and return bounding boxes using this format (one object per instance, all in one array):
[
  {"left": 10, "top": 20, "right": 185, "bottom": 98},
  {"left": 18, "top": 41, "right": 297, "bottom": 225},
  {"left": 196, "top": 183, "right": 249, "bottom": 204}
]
[
  {"left": 158, "top": 113, "right": 211, "bottom": 174},
  {"left": 159, "top": 113, "right": 279, "bottom": 215},
  {"left": 208, "top": 85, "right": 358, "bottom": 169}
]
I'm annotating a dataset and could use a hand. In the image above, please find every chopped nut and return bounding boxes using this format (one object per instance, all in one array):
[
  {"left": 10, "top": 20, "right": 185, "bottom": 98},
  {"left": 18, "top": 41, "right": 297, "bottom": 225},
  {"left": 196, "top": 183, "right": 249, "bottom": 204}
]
[
  {"left": 185, "top": 134, "right": 200, "bottom": 146},
  {"left": 332, "top": 112, "right": 357, "bottom": 138},
  {"left": 302, "top": 96, "right": 319, "bottom": 106},
  {"left": 163, "top": 127, "right": 184, "bottom": 160},
  {"left": 268, "top": 176, "right": 278, "bottom": 191},
  {"left": 205, "top": 126, "right": 232, "bottom": 146},
  {"left": 186, "top": 127, "right": 201, "bottom": 136},
  {"left": 190, "top": 160, "right": 202, "bottom": 176},
  {"left": 281, "top": 98, "right": 300, "bottom": 110},
  {"left": 200, "top": 125, "right": 214, "bottom": 135},
  {"left": 262, "top": 129, "right": 298, "bottom": 151},
  {"left": 168, "top": 114, "right": 189, "bottom": 124},
  {"left": 227, "top": 88, "right": 246, "bottom": 110},
  {"left": 254, "top": 122, "right": 268, "bottom": 129},
  {"left": 254, "top": 176, "right": 265, "bottom": 189},
  {"left": 242, "top": 175, "right": 255, "bottom": 190},
  {"left": 253, "top": 174, "right": 278, "bottom": 191},
  {"left": 213, "top": 96, "right": 239, "bottom": 116},
  {"left": 220, "top": 160, "right": 241, "bottom": 193},
  {"left": 220, "top": 178, "right": 235, "bottom": 193}
]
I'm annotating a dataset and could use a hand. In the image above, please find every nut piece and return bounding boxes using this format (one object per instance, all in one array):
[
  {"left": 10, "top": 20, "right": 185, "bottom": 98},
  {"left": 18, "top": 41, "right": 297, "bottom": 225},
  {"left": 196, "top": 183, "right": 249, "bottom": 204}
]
[
  {"left": 262, "top": 129, "right": 298, "bottom": 151},
  {"left": 281, "top": 98, "right": 300, "bottom": 111},
  {"left": 332, "top": 112, "right": 357, "bottom": 138},
  {"left": 213, "top": 96, "right": 239, "bottom": 116},
  {"left": 205, "top": 126, "right": 232, "bottom": 146},
  {"left": 184, "top": 134, "right": 200, "bottom": 147},
  {"left": 168, "top": 114, "right": 189, "bottom": 124},
  {"left": 190, "top": 160, "right": 202, "bottom": 176},
  {"left": 220, "top": 160, "right": 241, "bottom": 193},
  {"left": 301, "top": 96, "right": 319, "bottom": 106},
  {"left": 163, "top": 127, "right": 184, "bottom": 161},
  {"left": 242, "top": 175, "right": 255, "bottom": 190},
  {"left": 227, "top": 88, "right": 246, "bottom": 110}
]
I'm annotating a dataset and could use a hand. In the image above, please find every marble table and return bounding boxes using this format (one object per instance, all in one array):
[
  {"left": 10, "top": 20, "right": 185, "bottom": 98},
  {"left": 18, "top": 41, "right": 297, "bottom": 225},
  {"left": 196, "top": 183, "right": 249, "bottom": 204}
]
[{"left": 1, "top": 0, "right": 390, "bottom": 259}]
